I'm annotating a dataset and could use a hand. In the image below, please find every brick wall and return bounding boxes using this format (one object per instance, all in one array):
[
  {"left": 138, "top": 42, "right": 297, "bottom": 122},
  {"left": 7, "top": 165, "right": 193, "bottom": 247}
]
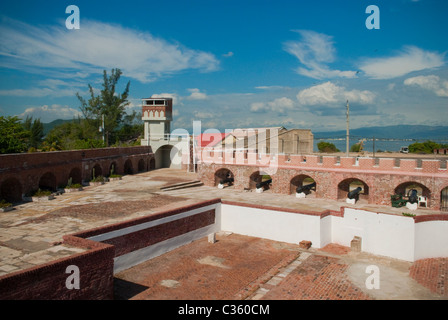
[
  {"left": 0, "top": 240, "right": 114, "bottom": 300},
  {"left": 0, "top": 199, "right": 220, "bottom": 300},
  {"left": 65, "top": 199, "right": 220, "bottom": 259},
  {"left": 0, "top": 146, "right": 154, "bottom": 202},
  {"left": 196, "top": 151, "right": 448, "bottom": 210}
]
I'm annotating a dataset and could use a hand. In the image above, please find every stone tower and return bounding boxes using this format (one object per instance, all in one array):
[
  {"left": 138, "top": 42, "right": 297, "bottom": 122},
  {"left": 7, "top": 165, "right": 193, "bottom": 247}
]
[{"left": 141, "top": 97, "right": 173, "bottom": 146}]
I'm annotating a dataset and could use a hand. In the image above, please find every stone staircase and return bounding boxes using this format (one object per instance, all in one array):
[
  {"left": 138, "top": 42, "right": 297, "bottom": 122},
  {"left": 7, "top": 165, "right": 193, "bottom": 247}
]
[{"left": 160, "top": 180, "right": 204, "bottom": 192}]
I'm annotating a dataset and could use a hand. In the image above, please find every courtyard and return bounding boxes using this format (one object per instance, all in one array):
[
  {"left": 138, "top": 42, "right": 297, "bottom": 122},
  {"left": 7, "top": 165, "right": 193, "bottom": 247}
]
[{"left": 0, "top": 168, "right": 447, "bottom": 300}]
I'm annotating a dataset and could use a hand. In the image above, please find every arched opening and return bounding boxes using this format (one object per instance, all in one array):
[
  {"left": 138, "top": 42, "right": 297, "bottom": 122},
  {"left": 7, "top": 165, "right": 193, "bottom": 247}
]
[
  {"left": 92, "top": 164, "right": 103, "bottom": 180},
  {"left": 290, "top": 175, "right": 316, "bottom": 197},
  {"left": 214, "top": 168, "right": 234, "bottom": 187},
  {"left": 109, "top": 162, "right": 118, "bottom": 176},
  {"left": 441, "top": 187, "right": 448, "bottom": 212},
  {"left": 124, "top": 159, "right": 134, "bottom": 175},
  {"left": 149, "top": 158, "right": 156, "bottom": 170},
  {"left": 39, "top": 172, "right": 57, "bottom": 191},
  {"left": 138, "top": 159, "right": 145, "bottom": 172},
  {"left": 338, "top": 178, "right": 369, "bottom": 203},
  {"left": 0, "top": 178, "right": 22, "bottom": 203},
  {"left": 68, "top": 167, "right": 82, "bottom": 184},
  {"left": 154, "top": 145, "right": 181, "bottom": 169},
  {"left": 395, "top": 181, "right": 431, "bottom": 207},
  {"left": 249, "top": 171, "right": 272, "bottom": 191}
]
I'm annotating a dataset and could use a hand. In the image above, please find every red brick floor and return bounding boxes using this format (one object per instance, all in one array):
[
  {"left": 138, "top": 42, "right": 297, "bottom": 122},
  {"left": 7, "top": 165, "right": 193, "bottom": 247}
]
[
  {"left": 410, "top": 257, "right": 448, "bottom": 297},
  {"left": 114, "top": 233, "right": 301, "bottom": 300},
  {"left": 114, "top": 236, "right": 448, "bottom": 300},
  {"left": 261, "top": 253, "right": 372, "bottom": 300}
]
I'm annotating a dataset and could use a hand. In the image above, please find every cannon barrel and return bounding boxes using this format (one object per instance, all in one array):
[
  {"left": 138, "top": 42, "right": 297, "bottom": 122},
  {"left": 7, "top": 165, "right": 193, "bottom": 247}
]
[
  {"left": 296, "top": 182, "right": 316, "bottom": 194},
  {"left": 347, "top": 187, "right": 362, "bottom": 199},
  {"left": 220, "top": 177, "right": 234, "bottom": 185},
  {"left": 408, "top": 189, "right": 418, "bottom": 204},
  {"left": 256, "top": 179, "right": 272, "bottom": 189}
]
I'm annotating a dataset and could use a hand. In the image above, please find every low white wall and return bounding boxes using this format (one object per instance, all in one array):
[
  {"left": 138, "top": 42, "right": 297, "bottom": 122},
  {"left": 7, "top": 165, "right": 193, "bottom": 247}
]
[
  {"left": 330, "top": 208, "right": 416, "bottom": 261},
  {"left": 220, "top": 204, "right": 323, "bottom": 247},
  {"left": 220, "top": 203, "right": 448, "bottom": 262},
  {"left": 414, "top": 220, "right": 448, "bottom": 260}
]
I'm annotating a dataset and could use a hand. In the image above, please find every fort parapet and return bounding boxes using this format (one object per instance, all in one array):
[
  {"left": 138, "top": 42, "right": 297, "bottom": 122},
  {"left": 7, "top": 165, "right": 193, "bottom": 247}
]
[
  {"left": 194, "top": 149, "right": 448, "bottom": 211},
  {"left": 0, "top": 146, "right": 155, "bottom": 203}
]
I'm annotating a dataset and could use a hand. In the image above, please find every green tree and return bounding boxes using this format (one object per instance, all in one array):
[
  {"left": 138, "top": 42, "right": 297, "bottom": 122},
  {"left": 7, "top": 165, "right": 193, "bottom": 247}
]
[
  {"left": 23, "top": 116, "right": 44, "bottom": 149},
  {"left": 317, "top": 141, "right": 340, "bottom": 153},
  {"left": 77, "top": 69, "right": 130, "bottom": 146},
  {"left": 408, "top": 140, "right": 440, "bottom": 154},
  {"left": 113, "top": 110, "right": 143, "bottom": 146},
  {"left": 43, "top": 118, "right": 102, "bottom": 151},
  {"left": 0, "top": 116, "right": 30, "bottom": 154},
  {"left": 350, "top": 143, "right": 362, "bottom": 153}
]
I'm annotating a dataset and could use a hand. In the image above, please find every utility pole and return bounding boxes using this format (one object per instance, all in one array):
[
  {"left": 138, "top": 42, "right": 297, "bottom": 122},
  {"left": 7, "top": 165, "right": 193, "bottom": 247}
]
[{"left": 346, "top": 100, "right": 350, "bottom": 157}]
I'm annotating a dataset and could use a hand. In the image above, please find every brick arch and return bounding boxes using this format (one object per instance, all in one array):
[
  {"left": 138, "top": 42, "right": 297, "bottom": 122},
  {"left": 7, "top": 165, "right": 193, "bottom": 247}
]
[
  {"left": 394, "top": 181, "right": 431, "bottom": 203},
  {"left": 249, "top": 170, "right": 272, "bottom": 190},
  {"left": 109, "top": 161, "right": 119, "bottom": 176},
  {"left": 92, "top": 163, "right": 103, "bottom": 180},
  {"left": 0, "top": 177, "right": 22, "bottom": 203},
  {"left": 440, "top": 185, "right": 448, "bottom": 212},
  {"left": 138, "top": 158, "right": 146, "bottom": 172},
  {"left": 214, "top": 168, "right": 234, "bottom": 187},
  {"left": 290, "top": 174, "right": 316, "bottom": 195},
  {"left": 39, "top": 172, "right": 57, "bottom": 191},
  {"left": 337, "top": 177, "right": 370, "bottom": 202},
  {"left": 68, "top": 167, "right": 82, "bottom": 185},
  {"left": 124, "top": 159, "right": 134, "bottom": 175},
  {"left": 248, "top": 171, "right": 263, "bottom": 190},
  {"left": 149, "top": 158, "right": 156, "bottom": 170}
]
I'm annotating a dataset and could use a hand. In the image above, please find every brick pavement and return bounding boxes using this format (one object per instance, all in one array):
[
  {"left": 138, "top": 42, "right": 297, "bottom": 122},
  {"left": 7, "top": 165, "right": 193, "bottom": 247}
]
[
  {"left": 1, "top": 168, "right": 447, "bottom": 299},
  {"left": 114, "top": 234, "right": 447, "bottom": 300}
]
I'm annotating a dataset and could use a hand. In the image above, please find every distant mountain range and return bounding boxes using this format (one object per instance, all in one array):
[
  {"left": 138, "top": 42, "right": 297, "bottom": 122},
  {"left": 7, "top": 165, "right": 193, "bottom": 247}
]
[
  {"left": 43, "top": 120, "right": 448, "bottom": 142},
  {"left": 42, "top": 119, "right": 74, "bottom": 135},
  {"left": 314, "top": 125, "right": 448, "bottom": 141}
]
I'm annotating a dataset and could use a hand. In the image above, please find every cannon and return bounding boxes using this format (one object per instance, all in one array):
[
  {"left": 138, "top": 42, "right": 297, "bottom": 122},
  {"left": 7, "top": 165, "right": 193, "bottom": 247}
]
[
  {"left": 256, "top": 179, "right": 272, "bottom": 190},
  {"left": 296, "top": 182, "right": 316, "bottom": 194},
  {"left": 407, "top": 189, "right": 418, "bottom": 204},
  {"left": 347, "top": 187, "right": 362, "bottom": 200},
  {"left": 220, "top": 177, "right": 234, "bottom": 185}
]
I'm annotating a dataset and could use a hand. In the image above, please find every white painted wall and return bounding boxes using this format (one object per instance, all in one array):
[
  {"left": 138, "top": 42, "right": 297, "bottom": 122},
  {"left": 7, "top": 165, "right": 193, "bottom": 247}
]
[
  {"left": 414, "top": 220, "right": 448, "bottom": 260},
  {"left": 220, "top": 204, "right": 323, "bottom": 247},
  {"left": 219, "top": 204, "right": 448, "bottom": 262},
  {"left": 330, "top": 208, "right": 416, "bottom": 261},
  {"left": 97, "top": 200, "right": 447, "bottom": 274}
]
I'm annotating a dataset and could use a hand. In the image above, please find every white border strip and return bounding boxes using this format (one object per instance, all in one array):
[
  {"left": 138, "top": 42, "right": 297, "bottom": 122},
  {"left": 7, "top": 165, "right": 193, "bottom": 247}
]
[
  {"left": 113, "top": 224, "right": 217, "bottom": 273},
  {"left": 88, "top": 204, "right": 218, "bottom": 242}
]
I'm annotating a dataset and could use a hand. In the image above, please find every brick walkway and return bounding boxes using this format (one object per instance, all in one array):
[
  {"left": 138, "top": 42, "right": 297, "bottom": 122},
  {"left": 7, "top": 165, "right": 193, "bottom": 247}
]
[
  {"left": 1, "top": 169, "right": 447, "bottom": 300},
  {"left": 410, "top": 258, "right": 448, "bottom": 297},
  {"left": 114, "top": 235, "right": 447, "bottom": 300}
]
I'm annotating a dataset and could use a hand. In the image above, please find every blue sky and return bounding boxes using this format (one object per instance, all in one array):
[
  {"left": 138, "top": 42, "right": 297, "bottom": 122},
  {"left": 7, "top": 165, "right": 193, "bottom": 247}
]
[{"left": 0, "top": 0, "right": 447, "bottom": 133}]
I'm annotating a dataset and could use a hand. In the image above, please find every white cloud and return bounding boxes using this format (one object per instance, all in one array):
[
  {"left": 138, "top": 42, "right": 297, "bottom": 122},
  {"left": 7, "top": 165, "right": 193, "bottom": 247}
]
[
  {"left": 250, "top": 97, "right": 295, "bottom": 114},
  {"left": 283, "top": 30, "right": 357, "bottom": 80},
  {"left": 223, "top": 52, "right": 234, "bottom": 58},
  {"left": 0, "top": 79, "right": 85, "bottom": 98},
  {"left": 359, "top": 46, "right": 445, "bottom": 79},
  {"left": 186, "top": 88, "right": 208, "bottom": 100},
  {"left": 150, "top": 93, "right": 182, "bottom": 106},
  {"left": 0, "top": 17, "right": 220, "bottom": 83},
  {"left": 297, "top": 82, "right": 375, "bottom": 105},
  {"left": 18, "top": 105, "right": 82, "bottom": 122},
  {"left": 404, "top": 75, "right": 448, "bottom": 97}
]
